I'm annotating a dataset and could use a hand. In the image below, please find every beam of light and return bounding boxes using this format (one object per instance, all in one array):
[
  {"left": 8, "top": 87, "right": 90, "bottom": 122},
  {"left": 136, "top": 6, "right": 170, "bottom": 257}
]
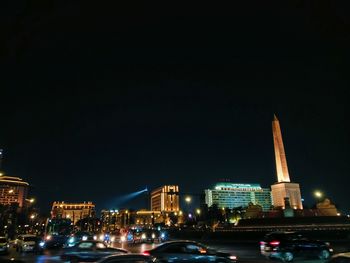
[{"left": 105, "top": 188, "right": 148, "bottom": 208}]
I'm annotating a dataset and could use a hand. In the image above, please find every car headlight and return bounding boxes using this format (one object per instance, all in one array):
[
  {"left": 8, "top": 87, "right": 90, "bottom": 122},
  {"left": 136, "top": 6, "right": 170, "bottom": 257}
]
[
  {"left": 39, "top": 241, "right": 45, "bottom": 247},
  {"left": 141, "top": 234, "right": 146, "bottom": 239},
  {"left": 82, "top": 236, "right": 88, "bottom": 241},
  {"left": 229, "top": 255, "right": 237, "bottom": 260},
  {"left": 151, "top": 233, "right": 155, "bottom": 239}
]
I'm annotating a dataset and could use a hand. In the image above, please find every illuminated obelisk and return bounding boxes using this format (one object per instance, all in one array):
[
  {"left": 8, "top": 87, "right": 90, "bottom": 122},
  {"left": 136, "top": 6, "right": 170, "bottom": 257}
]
[{"left": 271, "top": 115, "right": 303, "bottom": 210}]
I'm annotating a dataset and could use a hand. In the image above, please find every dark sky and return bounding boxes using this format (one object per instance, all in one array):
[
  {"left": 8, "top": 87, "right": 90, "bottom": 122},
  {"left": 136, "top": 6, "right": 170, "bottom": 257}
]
[{"left": 1, "top": 2, "right": 349, "bottom": 213}]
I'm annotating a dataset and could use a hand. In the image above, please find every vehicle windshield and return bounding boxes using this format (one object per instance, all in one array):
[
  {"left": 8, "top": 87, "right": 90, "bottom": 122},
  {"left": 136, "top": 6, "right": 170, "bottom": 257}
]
[
  {"left": 0, "top": 238, "right": 7, "bottom": 243},
  {"left": 24, "top": 236, "right": 37, "bottom": 242}
]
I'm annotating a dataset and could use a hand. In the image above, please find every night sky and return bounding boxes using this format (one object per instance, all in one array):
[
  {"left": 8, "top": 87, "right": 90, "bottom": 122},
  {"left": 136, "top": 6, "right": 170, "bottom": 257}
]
[{"left": 1, "top": 2, "right": 349, "bottom": 214}]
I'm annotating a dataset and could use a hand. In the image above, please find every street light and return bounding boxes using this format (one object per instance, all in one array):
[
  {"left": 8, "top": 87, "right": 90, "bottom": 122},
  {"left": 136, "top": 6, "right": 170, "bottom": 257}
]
[
  {"left": 314, "top": 190, "right": 323, "bottom": 199},
  {"left": 185, "top": 196, "right": 191, "bottom": 203},
  {"left": 196, "top": 209, "right": 201, "bottom": 215}
]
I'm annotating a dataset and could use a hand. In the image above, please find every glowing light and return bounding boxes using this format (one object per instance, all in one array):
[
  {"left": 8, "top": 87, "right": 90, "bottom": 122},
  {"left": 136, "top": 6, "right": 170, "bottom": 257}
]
[
  {"left": 30, "top": 214, "right": 35, "bottom": 219},
  {"left": 185, "top": 197, "right": 191, "bottom": 203},
  {"left": 314, "top": 190, "right": 323, "bottom": 198},
  {"left": 8, "top": 189, "right": 14, "bottom": 194},
  {"left": 196, "top": 209, "right": 201, "bottom": 215}
]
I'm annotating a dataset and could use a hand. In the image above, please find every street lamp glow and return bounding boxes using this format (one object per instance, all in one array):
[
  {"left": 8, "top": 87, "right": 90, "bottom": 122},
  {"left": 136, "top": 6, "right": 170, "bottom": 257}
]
[
  {"left": 185, "top": 197, "right": 191, "bottom": 203},
  {"left": 196, "top": 209, "right": 201, "bottom": 215},
  {"left": 29, "top": 198, "right": 35, "bottom": 203},
  {"left": 30, "top": 214, "right": 35, "bottom": 219},
  {"left": 314, "top": 190, "right": 323, "bottom": 198}
]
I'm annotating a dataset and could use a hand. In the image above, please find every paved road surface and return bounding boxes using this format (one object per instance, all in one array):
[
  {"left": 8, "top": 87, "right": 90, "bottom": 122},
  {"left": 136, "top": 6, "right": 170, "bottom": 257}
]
[{"left": 0, "top": 240, "right": 347, "bottom": 263}]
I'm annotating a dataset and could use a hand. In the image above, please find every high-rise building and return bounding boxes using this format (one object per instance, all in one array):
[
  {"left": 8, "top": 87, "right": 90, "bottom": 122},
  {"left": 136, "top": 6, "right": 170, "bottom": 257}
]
[
  {"left": 150, "top": 185, "right": 180, "bottom": 212},
  {"left": 51, "top": 201, "right": 95, "bottom": 225},
  {"left": 204, "top": 183, "right": 272, "bottom": 211},
  {"left": 0, "top": 172, "right": 29, "bottom": 208},
  {"left": 271, "top": 115, "right": 303, "bottom": 209}
]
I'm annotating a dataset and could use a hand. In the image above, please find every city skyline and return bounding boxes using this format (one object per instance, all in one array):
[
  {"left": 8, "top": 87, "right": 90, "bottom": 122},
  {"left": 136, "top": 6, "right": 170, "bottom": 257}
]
[{"left": 2, "top": 2, "right": 348, "bottom": 214}]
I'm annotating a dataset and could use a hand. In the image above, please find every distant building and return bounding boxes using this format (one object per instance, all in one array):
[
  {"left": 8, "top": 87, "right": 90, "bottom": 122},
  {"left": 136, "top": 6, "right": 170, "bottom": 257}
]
[
  {"left": 0, "top": 172, "right": 29, "bottom": 208},
  {"left": 100, "top": 209, "right": 119, "bottom": 233},
  {"left": 205, "top": 182, "right": 272, "bottom": 211},
  {"left": 151, "top": 185, "right": 180, "bottom": 212},
  {"left": 51, "top": 201, "right": 95, "bottom": 225}
]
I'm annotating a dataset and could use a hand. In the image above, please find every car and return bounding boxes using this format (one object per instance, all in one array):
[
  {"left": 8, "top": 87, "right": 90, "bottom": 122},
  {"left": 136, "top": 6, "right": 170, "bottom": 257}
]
[
  {"left": 0, "top": 236, "right": 9, "bottom": 254},
  {"left": 328, "top": 252, "right": 350, "bottom": 263},
  {"left": 140, "top": 229, "right": 166, "bottom": 243},
  {"left": 60, "top": 240, "right": 128, "bottom": 262},
  {"left": 43, "top": 234, "right": 68, "bottom": 249},
  {"left": 97, "top": 254, "right": 154, "bottom": 263},
  {"left": 15, "top": 234, "right": 39, "bottom": 253},
  {"left": 142, "top": 240, "right": 238, "bottom": 262},
  {"left": 260, "top": 231, "right": 333, "bottom": 262},
  {"left": 65, "top": 232, "right": 95, "bottom": 247}
]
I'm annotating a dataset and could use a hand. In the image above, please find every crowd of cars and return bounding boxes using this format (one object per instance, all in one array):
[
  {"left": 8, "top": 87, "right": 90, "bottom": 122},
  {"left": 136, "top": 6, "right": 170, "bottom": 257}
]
[{"left": 2, "top": 230, "right": 350, "bottom": 262}]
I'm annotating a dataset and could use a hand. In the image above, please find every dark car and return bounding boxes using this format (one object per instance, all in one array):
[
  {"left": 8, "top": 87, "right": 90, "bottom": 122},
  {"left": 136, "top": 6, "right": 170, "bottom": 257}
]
[
  {"left": 97, "top": 254, "right": 154, "bottom": 263},
  {"left": 143, "top": 240, "right": 238, "bottom": 262},
  {"left": 60, "top": 241, "right": 128, "bottom": 262},
  {"left": 43, "top": 234, "right": 68, "bottom": 249},
  {"left": 260, "top": 231, "right": 333, "bottom": 262},
  {"left": 140, "top": 229, "right": 165, "bottom": 243},
  {"left": 328, "top": 252, "right": 350, "bottom": 263}
]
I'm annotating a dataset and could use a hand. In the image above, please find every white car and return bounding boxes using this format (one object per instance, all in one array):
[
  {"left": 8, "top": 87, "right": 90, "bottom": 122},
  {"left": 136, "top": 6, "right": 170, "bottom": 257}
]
[{"left": 16, "top": 234, "right": 37, "bottom": 253}]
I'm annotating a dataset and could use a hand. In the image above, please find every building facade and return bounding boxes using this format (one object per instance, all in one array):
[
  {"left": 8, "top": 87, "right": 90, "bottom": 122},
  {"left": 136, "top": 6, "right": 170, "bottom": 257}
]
[
  {"left": 205, "top": 183, "right": 272, "bottom": 211},
  {"left": 0, "top": 172, "right": 29, "bottom": 208},
  {"left": 51, "top": 201, "right": 95, "bottom": 225},
  {"left": 150, "top": 185, "right": 180, "bottom": 212},
  {"left": 271, "top": 115, "right": 303, "bottom": 209}
]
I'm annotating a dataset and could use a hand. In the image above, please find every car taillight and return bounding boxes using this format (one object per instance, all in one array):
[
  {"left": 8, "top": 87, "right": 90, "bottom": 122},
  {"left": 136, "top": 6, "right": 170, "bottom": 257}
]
[
  {"left": 260, "top": 241, "right": 266, "bottom": 245},
  {"left": 269, "top": 240, "right": 280, "bottom": 246},
  {"left": 143, "top": 251, "right": 150, "bottom": 256},
  {"left": 229, "top": 255, "right": 237, "bottom": 260}
]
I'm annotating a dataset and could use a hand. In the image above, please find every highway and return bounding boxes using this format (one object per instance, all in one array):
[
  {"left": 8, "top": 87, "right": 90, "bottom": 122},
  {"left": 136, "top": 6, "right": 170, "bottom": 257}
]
[{"left": 0, "top": 240, "right": 348, "bottom": 263}]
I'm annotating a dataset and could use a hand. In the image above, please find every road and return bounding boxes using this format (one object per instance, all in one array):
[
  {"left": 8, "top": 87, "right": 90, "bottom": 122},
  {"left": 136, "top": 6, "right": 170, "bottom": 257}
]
[{"left": 0, "top": 240, "right": 347, "bottom": 263}]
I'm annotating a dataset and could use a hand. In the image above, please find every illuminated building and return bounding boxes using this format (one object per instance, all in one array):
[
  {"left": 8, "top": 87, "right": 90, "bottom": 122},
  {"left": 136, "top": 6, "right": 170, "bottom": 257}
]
[
  {"left": 100, "top": 209, "right": 119, "bottom": 232},
  {"left": 135, "top": 210, "right": 162, "bottom": 226},
  {"left": 204, "top": 183, "right": 272, "bottom": 211},
  {"left": 0, "top": 172, "right": 29, "bottom": 208},
  {"left": 271, "top": 115, "right": 303, "bottom": 209},
  {"left": 51, "top": 201, "right": 95, "bottom": 225},
  {"left": 151, "top": 185, "right": 180, "bottom": 212}
]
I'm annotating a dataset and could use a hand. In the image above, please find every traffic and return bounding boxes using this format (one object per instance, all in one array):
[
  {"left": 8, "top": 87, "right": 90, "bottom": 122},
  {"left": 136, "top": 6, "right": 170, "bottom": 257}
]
[{"left": 1, "top": 229, "right": 350, "bottom": 262}]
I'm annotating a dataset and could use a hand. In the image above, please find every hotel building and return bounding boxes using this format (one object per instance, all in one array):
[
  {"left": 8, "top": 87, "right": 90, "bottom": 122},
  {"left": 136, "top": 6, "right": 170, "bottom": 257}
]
[
  {"left": 150, "top": 185, "right": 180, "bottom": 212},
  {"left": 0, "top": 172, "right": 29, "bottom": 208},
  {"left": 205, "top": 182, "right": 272, "bottom": 211}
]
